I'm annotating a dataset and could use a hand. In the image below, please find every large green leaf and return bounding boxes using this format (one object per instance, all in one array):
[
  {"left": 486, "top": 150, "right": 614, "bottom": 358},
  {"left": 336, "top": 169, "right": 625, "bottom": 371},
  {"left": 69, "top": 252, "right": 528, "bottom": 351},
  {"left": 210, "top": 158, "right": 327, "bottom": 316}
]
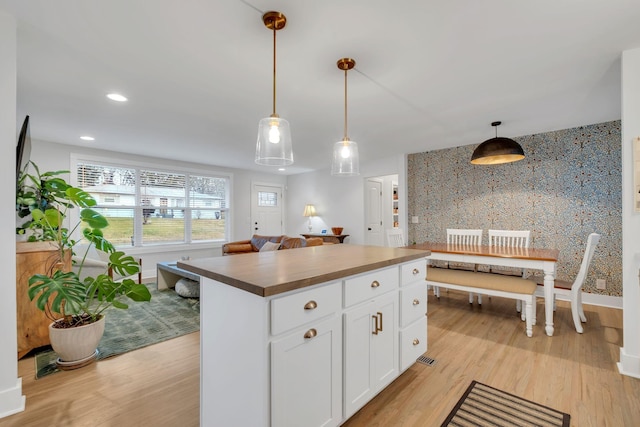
[
  {"left": 28, "top": 271, "right": 86, "bottom": 316},
  {"left": 66, "top": 187, "right": 97, "bottom": 208},
  {"left": 108, "top": 251, "right": 140, "bottom": 277},
  {"left": 80, "top": 208, "right": 109, "bottom": 229}
]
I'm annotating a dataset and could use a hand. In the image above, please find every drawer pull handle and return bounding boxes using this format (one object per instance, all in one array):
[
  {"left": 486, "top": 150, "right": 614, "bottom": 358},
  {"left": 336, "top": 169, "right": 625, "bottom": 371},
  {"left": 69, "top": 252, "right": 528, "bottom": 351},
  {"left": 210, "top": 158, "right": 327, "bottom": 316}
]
[
  {"left": 371, "top": 280, "right": 380, "bottom": 288},
  {"left": 412, "top": 299, "right": 420, "bottom": 305},
  {"left": 412, "top": 268, "right": 420, "bottom": 275},
  {"left": 413, "top": 338, "right": 420, "bottom": 346},
  {"left": 372, "top": 312, "right": 383, "bottom": 335},
  {"left": 304, "top": 329, "right": 317, "bottom": 339},
  {"left": 304, "top": 300, "right": 317, "bottom": 310}
]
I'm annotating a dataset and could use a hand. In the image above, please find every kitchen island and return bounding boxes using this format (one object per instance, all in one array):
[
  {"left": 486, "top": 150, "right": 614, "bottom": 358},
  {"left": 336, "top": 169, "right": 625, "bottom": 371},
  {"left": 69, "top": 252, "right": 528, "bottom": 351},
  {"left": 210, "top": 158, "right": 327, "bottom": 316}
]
[{"left": 179, "top": 244, "right": 430, "bottom": 427}]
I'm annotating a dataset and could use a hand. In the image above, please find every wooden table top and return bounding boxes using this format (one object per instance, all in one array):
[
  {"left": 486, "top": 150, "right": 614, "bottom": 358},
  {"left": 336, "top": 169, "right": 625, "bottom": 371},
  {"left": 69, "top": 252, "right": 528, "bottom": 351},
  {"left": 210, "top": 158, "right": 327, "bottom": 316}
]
[
  {"left": 407, "top": 242, "right": 559, "bottom": 262},
  {"left": 178, "top": 244, "right": 430, "bottom": 297}
]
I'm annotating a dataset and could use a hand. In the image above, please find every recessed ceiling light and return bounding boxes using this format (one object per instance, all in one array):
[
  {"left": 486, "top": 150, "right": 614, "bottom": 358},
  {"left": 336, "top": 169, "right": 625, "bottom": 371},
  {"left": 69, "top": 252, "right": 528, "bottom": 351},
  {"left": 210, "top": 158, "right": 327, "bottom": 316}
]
[
  {"left": 278, "top": 168, "right": 285, "bottom": 171},
  {"left": 80, "top": 136, "right": 95, "bottom": 141},
  {"left": 106, "top": 93, "right": 128, "bottom": 102}
]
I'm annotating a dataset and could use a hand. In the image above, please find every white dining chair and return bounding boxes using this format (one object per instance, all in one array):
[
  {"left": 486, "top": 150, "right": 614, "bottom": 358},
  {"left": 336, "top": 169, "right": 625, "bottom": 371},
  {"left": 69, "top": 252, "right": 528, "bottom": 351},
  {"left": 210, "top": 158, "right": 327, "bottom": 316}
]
[
  {"left": 488, "top": 229, "right": 531, "bottom": 315},
  {"left": 444, "top": 229, "right": 483, "bottom": 302},
  {"left": 386, "top": 228, "right": 405, "bottom": 247},
  {"left": 532, "top": 233, "right": 600, "bottom": 333}
]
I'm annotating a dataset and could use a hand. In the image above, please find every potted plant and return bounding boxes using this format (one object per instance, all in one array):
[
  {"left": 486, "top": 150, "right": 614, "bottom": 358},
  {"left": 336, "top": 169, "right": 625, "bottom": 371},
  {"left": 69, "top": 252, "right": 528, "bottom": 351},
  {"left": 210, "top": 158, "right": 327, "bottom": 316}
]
[{"left": 17, "top": 162, "right": 151, "bottom": 366}]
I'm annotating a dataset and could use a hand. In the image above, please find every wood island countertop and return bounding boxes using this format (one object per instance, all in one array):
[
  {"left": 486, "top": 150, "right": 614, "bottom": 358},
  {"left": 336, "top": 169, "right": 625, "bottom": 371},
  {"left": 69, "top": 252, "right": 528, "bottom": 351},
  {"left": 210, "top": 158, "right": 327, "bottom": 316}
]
[{"left": 178, "top": 244, "right": 430, "bottom": 297}]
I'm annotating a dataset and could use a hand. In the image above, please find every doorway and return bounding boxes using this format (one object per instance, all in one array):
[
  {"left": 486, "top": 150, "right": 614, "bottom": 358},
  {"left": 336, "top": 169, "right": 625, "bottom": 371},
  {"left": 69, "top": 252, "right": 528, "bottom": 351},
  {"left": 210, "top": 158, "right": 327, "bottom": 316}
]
[{"left": 251, "top": 183, "right": 284, "bottom": 236}]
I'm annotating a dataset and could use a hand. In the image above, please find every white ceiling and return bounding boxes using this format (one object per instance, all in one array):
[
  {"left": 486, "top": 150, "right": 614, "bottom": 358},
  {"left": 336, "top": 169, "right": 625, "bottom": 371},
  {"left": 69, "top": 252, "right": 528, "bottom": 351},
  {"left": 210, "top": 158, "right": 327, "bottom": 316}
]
[{"left": 2, "top": 0, "right": 639, "bottom": 175}]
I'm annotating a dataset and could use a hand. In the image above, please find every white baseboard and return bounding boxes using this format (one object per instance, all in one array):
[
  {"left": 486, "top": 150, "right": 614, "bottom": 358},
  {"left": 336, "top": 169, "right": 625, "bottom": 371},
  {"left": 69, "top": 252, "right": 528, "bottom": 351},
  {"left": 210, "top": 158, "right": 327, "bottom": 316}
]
[
  {"left": 0, "top": 378, "right": 25, "bottom": 419},
  {"left": 554, "top": 292, "right": 622, "bottom": 309},
  {"left": 618, "top": 347, "right": 640, "bottom": 379}
]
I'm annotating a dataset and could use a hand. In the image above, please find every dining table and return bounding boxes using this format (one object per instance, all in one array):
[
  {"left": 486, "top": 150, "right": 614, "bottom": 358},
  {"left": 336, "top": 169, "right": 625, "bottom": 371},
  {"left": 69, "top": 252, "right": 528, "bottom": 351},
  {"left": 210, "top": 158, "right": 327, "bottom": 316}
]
[{"left": 408, "top": 242, "right": 560, "bottom": 336}]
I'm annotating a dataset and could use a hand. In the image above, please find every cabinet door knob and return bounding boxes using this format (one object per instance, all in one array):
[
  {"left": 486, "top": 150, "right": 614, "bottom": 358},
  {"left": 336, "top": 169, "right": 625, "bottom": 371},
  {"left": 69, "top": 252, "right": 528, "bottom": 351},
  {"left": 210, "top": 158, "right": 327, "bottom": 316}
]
[
  {"left": 412, "top": 338, "right": 420, "bottom": 346},
  {"left": 371, "top": 280, "right": 380, "bottom": 288},
  {"left": 304, "top": 329, "right": 317, "bottom": 339},
  {"left": 412, "top": 299, "right": 420, "bottom": 305},
  {"left": 412, "top": 268, "right": 420, "bottom": 275},
  {"left": 304, "top": 300, "right": 317, "bottom": 310}
]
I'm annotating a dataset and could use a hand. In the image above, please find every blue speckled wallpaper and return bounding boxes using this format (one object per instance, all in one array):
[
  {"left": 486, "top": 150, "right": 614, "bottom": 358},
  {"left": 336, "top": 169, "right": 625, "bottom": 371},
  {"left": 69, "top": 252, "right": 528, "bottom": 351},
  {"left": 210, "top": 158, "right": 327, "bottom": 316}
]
[{"left": 407, "top": 121, "right": 621, "bottom": 296}]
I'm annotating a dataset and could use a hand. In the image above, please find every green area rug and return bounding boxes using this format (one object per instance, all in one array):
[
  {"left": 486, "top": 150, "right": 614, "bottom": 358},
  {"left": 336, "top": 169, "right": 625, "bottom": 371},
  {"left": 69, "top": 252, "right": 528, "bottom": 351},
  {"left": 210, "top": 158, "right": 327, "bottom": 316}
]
[
  {"left": 35, "top": 283, "right": 199, "bottom": 379},
  {"left": 442, "top": 380, "right": 570, "bottom": 427}
]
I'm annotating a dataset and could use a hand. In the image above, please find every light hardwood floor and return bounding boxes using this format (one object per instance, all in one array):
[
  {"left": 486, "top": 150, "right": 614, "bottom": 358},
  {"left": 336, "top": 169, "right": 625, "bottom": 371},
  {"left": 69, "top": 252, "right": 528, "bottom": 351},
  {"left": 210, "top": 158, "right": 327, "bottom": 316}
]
[{"left": 2, "top": 291, "right": 639, "bottom": 426}]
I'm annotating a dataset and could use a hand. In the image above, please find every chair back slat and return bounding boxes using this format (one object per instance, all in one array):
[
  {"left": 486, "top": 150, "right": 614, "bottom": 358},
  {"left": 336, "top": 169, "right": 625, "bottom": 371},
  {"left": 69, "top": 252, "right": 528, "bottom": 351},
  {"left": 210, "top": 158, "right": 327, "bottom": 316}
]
[
  {"left": 446, "top": 229, "right": 483, "bottom": 245},
  {"left": 572, "top": 233, "right": 601, "bottom": 291},
  {"left": 386, "top": 229, "right": 405, "bottom": 247},
  {"left": 488, "top": 229, "right": 531, "bottom": 248}
]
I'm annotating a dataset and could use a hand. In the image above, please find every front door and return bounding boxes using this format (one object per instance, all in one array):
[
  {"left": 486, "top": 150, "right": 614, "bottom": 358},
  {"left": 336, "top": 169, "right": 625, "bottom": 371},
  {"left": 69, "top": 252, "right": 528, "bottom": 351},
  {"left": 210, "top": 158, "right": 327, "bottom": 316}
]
[
  {"left": 364, "top": 178, "right": 383, "bottom": 246},
  {"left": 251, "top": 183, "right": 284, "bottom": 236}
]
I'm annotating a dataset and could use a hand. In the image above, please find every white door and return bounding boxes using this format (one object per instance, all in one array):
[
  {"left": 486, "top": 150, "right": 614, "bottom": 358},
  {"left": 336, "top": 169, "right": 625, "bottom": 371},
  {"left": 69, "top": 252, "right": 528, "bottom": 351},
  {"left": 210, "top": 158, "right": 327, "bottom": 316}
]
[
  {"left": 251, "top": 183, "right": 283, "bottom": 236},
  {"left": 364, "top": 179, "right": 383, "bottom": 246}
]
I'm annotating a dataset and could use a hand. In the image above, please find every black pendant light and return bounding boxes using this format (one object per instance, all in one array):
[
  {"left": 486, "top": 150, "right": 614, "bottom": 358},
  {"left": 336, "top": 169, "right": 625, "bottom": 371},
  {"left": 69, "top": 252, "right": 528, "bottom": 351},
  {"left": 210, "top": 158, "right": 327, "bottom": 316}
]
[{"left": 471, "top": 121, "right": 525, "bottom": 165}]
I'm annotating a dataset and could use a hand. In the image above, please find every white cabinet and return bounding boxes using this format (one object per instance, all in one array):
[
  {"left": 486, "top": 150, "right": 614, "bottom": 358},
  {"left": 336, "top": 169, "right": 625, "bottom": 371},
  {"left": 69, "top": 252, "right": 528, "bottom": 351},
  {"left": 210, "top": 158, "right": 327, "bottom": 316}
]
[
  {"left": 272, "top": 315, "right": 342, "bottom": 427},
  {"left": 344, "top": 291, "right": 398, "bottom": 418},
  {"left": 200, "top": 258, "right": 426, "bottom": 427},
  {"left": 398, "top": 259, "right": 428, "bottom": 372}
]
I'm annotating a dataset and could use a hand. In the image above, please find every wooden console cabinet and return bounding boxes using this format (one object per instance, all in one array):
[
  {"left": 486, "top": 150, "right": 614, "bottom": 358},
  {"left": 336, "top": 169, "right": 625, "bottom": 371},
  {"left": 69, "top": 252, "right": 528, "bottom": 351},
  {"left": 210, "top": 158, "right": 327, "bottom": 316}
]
[{"left": 16, "top": 241, "right": 70, "bottom": 359}]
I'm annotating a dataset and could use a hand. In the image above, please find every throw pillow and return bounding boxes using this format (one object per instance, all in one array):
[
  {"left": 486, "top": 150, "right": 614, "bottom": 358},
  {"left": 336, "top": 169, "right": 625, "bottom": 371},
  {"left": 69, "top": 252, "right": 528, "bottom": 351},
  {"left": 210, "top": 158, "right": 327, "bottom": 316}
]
[
  {"left": 260, "top": 241, "right": 281, "bottom": 252},
  {"left": 250, "top": 234, "right": 283, "bottom": 251}
]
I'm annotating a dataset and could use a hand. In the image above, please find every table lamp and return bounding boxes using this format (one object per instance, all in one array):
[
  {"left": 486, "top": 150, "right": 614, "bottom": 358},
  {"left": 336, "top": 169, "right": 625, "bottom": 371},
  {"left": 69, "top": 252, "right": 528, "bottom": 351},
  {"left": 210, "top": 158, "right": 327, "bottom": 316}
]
[{"left": 303, "top": 204, "right": 316, "bottom": 232}]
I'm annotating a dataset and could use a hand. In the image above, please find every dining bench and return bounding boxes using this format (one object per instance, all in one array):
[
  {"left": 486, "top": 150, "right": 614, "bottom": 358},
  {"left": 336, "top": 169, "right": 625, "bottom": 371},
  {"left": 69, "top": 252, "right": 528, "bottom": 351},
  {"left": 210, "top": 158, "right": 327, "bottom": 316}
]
[{"left": 425, "top": 267, "right": 538, "bottom": 337}]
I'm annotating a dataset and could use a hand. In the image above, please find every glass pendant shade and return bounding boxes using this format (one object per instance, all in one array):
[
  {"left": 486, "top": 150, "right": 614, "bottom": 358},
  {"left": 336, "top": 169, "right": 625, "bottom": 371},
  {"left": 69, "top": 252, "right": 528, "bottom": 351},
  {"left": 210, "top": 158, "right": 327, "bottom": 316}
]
[
  {"left": 331, "top": 138, "right": 359, "bottom": 176},
  {"left": 256, "top": 116, "right": 293, "bottom": 166}
]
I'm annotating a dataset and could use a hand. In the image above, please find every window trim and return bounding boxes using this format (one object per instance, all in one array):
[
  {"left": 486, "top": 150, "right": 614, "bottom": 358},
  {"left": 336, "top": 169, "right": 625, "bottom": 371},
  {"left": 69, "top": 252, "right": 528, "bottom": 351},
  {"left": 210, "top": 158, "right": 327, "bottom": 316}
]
[{"left": 70, "top": 153, "right": 233, "bottom": 248}]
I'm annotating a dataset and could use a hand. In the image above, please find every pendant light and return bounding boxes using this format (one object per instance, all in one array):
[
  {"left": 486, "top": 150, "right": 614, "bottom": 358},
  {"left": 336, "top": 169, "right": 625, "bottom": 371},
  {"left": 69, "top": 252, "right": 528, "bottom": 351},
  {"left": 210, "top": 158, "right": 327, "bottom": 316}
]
[
  {"left": 331, "top": 58, "right": 360, "bottom": 176},
  {"left": 255, "top": 11, "right": 293, "bottom": 166},
  {"left": 471, "top": 121, "right": 525, "bottom": 165}
]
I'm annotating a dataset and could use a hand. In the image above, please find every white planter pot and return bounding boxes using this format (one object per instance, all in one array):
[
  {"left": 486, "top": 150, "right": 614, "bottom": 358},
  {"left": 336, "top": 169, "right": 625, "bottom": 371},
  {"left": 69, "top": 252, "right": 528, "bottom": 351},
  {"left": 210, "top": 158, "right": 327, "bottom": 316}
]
[{"left": 49, "top": 315, "right": 105, "bottom": 363}]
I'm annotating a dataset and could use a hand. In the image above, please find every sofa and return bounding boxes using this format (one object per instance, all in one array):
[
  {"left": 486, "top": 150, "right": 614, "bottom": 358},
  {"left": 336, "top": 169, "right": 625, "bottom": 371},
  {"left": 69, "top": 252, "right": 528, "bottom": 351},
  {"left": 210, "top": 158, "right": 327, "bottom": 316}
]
[{"left": 222, "top": 234, "right": 324, "bottom": 255}]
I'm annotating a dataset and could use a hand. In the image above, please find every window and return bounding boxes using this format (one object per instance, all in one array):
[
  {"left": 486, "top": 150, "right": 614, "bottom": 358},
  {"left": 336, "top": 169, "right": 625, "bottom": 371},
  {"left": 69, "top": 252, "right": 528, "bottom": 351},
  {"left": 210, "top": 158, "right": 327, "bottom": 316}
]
[{"left": 75, "top": 160, "right": 230, "bottom": 246}]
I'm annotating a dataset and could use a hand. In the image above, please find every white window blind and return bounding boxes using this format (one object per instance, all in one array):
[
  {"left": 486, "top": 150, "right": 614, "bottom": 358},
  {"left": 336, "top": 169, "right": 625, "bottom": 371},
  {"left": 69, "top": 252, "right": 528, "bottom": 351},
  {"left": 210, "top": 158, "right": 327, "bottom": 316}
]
[{"left": 76, "top": 161, "right": 229, "bottom": 246}]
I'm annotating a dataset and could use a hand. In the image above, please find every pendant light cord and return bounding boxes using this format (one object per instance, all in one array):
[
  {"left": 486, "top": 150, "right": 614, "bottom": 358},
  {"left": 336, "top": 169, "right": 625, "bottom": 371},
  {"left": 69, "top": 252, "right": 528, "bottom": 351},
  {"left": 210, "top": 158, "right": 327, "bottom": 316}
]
[
  {"left": 344, "top": 67, "right": 348, "bottom": 140},
  {"left": 272, "top": 26, "right": 277, "bottom": 116}
]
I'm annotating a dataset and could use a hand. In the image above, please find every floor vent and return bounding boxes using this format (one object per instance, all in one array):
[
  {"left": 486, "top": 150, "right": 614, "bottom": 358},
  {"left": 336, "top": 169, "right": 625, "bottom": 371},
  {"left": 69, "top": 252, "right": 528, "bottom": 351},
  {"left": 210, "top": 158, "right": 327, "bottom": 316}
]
[{"left": 416, "top": 354, "right": 437, "bottom": 367}]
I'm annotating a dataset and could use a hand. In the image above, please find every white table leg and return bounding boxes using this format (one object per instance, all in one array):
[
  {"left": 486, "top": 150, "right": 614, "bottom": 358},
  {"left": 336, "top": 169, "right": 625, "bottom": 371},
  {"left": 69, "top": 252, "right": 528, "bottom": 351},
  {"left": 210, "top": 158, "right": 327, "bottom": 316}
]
[{"left": 543, "top": 263, "right": 556, "bottom": 336}]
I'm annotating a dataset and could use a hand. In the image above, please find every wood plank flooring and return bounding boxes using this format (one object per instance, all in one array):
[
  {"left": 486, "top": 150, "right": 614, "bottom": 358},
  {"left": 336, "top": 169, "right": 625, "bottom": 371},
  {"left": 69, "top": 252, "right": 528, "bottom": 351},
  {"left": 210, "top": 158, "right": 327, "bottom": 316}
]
[{"left": 2, "top": 290, "right": 639, "bottom": 426}]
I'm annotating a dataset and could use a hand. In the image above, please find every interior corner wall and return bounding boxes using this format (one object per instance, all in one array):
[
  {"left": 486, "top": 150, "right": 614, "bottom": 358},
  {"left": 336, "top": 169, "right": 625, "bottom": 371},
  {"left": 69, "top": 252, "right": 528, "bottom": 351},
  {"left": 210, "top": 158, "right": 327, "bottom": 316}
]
[
  {"left": 0, "top": 10, "right": 25, "bottom": 419},
  {"left": 285, "top": 155, "right": 406, "bottom": 245},
  {"left": 27, "top": 139, "right": 286, "bottom": 270},
  {"left": 619, "top": 47, "right": 640, "bottom": 378}
]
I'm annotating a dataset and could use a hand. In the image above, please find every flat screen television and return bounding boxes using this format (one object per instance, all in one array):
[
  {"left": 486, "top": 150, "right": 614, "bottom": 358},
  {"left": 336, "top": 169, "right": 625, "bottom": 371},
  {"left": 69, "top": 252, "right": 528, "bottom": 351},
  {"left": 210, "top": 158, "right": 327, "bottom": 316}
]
[{"left": 16, "top": 115, "right": 31, "bottom": 182}]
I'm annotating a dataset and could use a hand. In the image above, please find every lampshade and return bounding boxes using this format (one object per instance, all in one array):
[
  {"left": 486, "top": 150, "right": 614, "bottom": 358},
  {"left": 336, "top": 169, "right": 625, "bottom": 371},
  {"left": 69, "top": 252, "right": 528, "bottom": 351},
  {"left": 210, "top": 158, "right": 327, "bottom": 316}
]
[
  {"left": 255, "top": 11, "right": 293, "bottom": 166},
  {"left": 302, "top": 204, "right": 316, "bottom": 217},
  {"left": 471, "top": 121, "right": 525, "bottom": 165},
  {"left": 331, "top": 58, "right": 360, "bottom": 176}
]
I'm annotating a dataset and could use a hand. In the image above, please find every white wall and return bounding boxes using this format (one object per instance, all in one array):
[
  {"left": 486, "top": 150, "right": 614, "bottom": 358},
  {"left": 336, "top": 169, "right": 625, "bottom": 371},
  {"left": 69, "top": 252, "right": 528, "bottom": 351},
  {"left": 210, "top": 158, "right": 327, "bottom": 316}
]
[
  {"left": 620, "top": 47, "right": 640, "bottom": 378},
  {"left": 286, "top": 155, "right": 406, "bottom": 244},
  {"left": 28, "top": 139, "right": 287, "bottom": 278},
  {"left": 0, "top": 11, "right": 25, "bottom": 419}
]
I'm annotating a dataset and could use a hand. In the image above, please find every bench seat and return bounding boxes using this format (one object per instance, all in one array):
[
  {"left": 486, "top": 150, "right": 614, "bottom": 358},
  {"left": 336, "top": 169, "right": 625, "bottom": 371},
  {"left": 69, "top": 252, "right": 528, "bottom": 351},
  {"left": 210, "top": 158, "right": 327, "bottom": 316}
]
[{"left": 426, "top": 267, "right": 537, "bottom": 337}]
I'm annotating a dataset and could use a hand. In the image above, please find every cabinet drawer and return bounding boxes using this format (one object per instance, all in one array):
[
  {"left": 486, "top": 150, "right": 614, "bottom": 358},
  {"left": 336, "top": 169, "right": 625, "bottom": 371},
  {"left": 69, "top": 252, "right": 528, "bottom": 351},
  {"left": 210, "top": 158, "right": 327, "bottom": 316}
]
[
  {"left": 271, "top": 281, "right": 342, "bottom": 336},
  {"left": 400, "top": 282, "right": 427, "bottom": 327},
  {"left": 400, "top": 317, "right": 427, "bottom": 372},
  {"left": 344, "top": 267, "right": 398, "bottom": 308},
  {"left": 400, "top": 259, "right": 426, "bottom": 287}
]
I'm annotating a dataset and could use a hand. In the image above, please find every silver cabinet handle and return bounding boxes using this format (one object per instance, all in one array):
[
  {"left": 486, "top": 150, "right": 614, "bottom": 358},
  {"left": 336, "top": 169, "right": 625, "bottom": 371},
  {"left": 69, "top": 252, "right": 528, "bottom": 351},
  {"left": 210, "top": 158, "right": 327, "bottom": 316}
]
[
  {"left": 304, "top": 329, "right": 317, "bottom": 339},
  {"left": 371, "top": 280, "right": 380, "bottom": 288},
  {"left": 304, "top": 300, "right": 317, "bottom": 310},
  {"left": 413, "top": 338, "right": 420, "bottom": 346},
  {"left": 412, "top": 268, "right": 420, "bottom": 275},
  {"left": 412, "top": 299, "right": 420, "bottom": 305}
]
